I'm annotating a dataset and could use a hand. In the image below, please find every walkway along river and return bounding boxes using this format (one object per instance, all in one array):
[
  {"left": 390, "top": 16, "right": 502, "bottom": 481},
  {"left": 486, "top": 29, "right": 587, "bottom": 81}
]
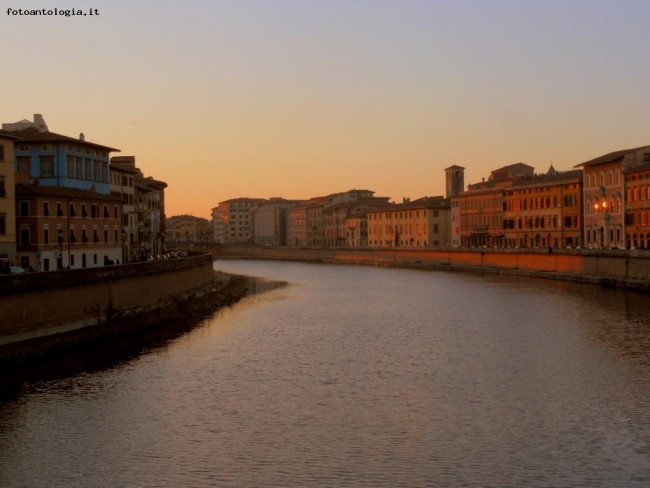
[{"left": 1, "top": 259, "right": 649, "bottom": 487}]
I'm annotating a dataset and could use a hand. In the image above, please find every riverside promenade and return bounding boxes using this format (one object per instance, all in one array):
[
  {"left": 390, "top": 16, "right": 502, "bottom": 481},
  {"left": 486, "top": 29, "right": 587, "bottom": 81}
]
[{"left": 215, "top": 245, "right": 650, "bottom": 290}]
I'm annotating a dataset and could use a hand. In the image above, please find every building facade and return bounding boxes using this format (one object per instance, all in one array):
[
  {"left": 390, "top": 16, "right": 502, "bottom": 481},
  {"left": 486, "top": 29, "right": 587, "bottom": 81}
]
[
  {"left": 212, "top": 198, "right": 267, "bottom": 244},
  {"left": 15, "top": 182, "right": 122, "bottom": 271},
  {"left": 110, "top": 156, "right": 138, "bottom": 261},
  {"left": 502, "top": 168, "right": 584, "bottom": 249},
  {"left": 624, "top": 162, "right": 650, "bottom": 249},
  {"left": 251, "top": 198, "right": 301, "bottom": 246},
  {"left": 0, "top": 133, "right": 20, "bottom": 262},
  {"left": 576, "top": 146, "right": 650, "bottom": 249},
  {"left": 367, "top": 196, "right": 451, "bottom": 248},
  {"left": 167, "top": 214, "right": 211, "bottom": 251},
  {"left": 135, "top": 176, "right": 167, "bottom": 258},
  {"left": 2, "top": 114, "right": 119, "bottom": 195}
]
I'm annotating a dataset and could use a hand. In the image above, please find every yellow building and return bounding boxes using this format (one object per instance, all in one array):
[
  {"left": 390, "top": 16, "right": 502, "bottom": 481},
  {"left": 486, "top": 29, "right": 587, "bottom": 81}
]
[
  {"left": 167, "top": 214, "right": 211, "bottom": 250},
  {"left": 367, "top": 196, "right": 451, "bottom": 248},
  {"left": 0, "top": 133, "right": 20, "bottom": 262}
]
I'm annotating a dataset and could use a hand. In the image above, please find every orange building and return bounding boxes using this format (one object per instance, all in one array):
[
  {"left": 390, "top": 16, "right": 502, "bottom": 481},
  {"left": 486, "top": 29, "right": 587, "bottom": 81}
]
[
  {"left": 624, "top": 162, "right": 650, "bottom": 249},
  {"left": 454, "top": 163, "right": 534, "bottom": 247},
  {"left": 502, "top": 168, "right": 583, "bottom": 249},
  {"left": 15, "top": 182, "right": 122, "bottom": 271}
]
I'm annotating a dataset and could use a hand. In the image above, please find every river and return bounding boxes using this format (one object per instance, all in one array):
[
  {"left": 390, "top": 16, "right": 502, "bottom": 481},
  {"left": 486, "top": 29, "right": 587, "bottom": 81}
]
[{"left": 1, "top": 259, "right": 650, "bottom": 487}]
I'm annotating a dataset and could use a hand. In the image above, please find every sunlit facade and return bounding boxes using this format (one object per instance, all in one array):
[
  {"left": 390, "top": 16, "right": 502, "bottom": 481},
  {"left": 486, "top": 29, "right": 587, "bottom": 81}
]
[
  {"left": 502, "top": 168, "right": 584, "bottom": 249},
  {"left": 576, "top": 146, "right": 650, "bottom": 249},
  {"left": 212, "top": 198, "right": 267, "bottom": 244},
  {"left": 367, "top": 196, "right": 451, "bottom": 248}
]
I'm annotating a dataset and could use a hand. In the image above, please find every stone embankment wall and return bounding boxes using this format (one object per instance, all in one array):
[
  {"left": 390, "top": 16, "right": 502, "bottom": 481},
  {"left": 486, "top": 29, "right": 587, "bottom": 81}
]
[
  {"left": 215, "top": 246, "right": 650, "bottom": 289},
  {"left": 0, "top": 254, "right": 217, "bottom": 346}
]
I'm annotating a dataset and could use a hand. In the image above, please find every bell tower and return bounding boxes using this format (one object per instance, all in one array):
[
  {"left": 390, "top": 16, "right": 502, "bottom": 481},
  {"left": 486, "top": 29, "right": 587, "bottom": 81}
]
[{"left": 445, "top": 165, "right": 465, "bottom": 198}]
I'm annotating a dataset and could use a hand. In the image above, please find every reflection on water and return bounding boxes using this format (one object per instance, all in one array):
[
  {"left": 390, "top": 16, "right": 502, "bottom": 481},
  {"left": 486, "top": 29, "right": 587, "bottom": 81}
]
[
  {"left": 1, "top": 260, "right": 650, "bottom": 488},
  {"left": 0, "top": 275, "right": 285, "bottom": 398}
]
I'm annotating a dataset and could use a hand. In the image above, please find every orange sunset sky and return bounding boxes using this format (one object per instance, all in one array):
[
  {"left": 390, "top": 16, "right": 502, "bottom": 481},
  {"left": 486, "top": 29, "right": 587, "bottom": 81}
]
[{"left": 4, "top": 0, "right": 650, "bottom": 218}]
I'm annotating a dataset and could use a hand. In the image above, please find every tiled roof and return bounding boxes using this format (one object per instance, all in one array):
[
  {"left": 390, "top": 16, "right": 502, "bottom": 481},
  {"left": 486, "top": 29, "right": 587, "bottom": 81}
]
[
  {"left": 0, "top": 132, "right": 22, "bottom": 141},
  {"left": 0, "top": 127, "right": 119, "bottom": 152},
  {"left": 367, "top": 196, "right": 449, "bottom": 212},
  {"left": 511, "top": 169, "right": 583, "bottom": 189},
  {"left": 218, "top": 197, "right": 268, "bottom": 204},
  {"left": 135, "top": 177, "right": 168, "bottom": 191},
  {"left": 574, "top": 146, "right": 650, "bottom": 168}
]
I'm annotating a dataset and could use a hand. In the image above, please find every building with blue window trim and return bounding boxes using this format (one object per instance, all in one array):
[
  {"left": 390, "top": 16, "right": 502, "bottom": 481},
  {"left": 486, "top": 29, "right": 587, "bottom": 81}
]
[{"left": 1, "top": 114, "right": 119, "bottom": 195}]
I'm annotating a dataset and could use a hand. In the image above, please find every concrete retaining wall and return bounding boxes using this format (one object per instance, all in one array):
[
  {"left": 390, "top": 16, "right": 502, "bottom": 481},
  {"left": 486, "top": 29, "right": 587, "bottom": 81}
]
[
  {"left": 0, "top": 254, "right": 216, "bottom": 346},
  {"left": 215, "top": 246, "right": 650, "bottom": 288}
]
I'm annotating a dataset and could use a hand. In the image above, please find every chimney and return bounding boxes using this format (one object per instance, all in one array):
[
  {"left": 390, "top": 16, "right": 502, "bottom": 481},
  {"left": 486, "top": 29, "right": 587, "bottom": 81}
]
[
  {"left": 34, "top": 114, "right": 48, "bottom": 132},
  {"left": 79, "top": 133, "right": 85, "bottom": 141}
]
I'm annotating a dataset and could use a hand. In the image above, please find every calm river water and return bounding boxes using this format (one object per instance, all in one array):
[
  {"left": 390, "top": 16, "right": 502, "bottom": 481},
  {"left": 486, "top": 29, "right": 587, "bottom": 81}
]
[{"left": 2, "top": 260, "right": 650, "bottom": 487}]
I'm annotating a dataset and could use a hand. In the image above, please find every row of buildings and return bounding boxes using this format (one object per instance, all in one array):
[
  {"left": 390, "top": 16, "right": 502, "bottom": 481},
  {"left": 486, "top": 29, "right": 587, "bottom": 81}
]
[
  {"left": 0, "top": 114, "right": 167, "bottom": 272},
  {"left": 211, "top": 144, "right": 650, "bottom": 251}
]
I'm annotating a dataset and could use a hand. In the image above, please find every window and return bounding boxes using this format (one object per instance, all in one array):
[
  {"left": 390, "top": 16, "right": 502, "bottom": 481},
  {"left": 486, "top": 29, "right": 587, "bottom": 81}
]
[
  {"left": 19, "top": 201, "right": 29, "bottom": 216},
  {"left": 75, "top": 157, "right": 83, "bottom": 178},
  {"left": 40, "top": 156, "right": 54, "bottom": 177},
  {"left": 43, "top": 202, "right": 49, "bottom": 216},
  {"left": 70, "top": 229, "right": 76, "bottom": 243},
  {"left": 0, "top": 144, "right": 4, "bottom": 161},
  {"left": 57, "top": 202, "right": 64, "bottom": 216},
  {"left": 82, "top": 229, "right": 88, "bottom": 243},
  {"left": 17, "top": 156, "right": 31, "bottom": 176},
  {"left": 44, "top": 228, "right": 50, "bottom": 244},
  {"left": 69, "top": 203, "right": 76, "bottom": 217},
  {"left": 67, "top": 156, "right": 75, "bottom": 177},
  {"left": 0, "top": 176, "right": 5, "bottom": 197},
  {"left": 82, "top": 204, "right": 88, "bottom": 217},
  {"left": 644, "top": 153, "right": 650, "bottom": 162},
  {"left": 20, "top": 228, "right": 30, "bottom": 245},
  {"left": 0, "top": 214, "right": 5, "bottom": 234}
]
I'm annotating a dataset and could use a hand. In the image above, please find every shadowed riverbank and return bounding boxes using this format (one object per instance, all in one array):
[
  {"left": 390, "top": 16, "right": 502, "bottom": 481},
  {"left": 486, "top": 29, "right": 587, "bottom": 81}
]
[{"left": 0, "top": 273, "right": 286, "bottom": 396}]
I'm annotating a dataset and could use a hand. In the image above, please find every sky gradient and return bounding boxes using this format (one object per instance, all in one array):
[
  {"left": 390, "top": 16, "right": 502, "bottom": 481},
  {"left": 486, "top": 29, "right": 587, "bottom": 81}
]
[{"left": 4, "top": 0, "right": 650, "bottom": 218}]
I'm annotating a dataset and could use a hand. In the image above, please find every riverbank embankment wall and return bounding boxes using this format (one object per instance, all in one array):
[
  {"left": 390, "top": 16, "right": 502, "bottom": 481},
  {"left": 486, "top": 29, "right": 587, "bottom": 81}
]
[
  {"left": 0, "top": 254, "right": 217, "bottom": 346},
  {"left": 215, "top": 246, "right": 650, "bottom": 288}
]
